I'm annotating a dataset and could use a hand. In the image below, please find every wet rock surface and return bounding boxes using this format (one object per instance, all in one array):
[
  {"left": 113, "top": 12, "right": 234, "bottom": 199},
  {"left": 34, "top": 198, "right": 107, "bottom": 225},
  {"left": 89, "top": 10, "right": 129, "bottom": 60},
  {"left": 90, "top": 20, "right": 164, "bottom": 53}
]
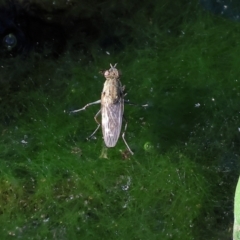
[{"left": 0, "top": 0, "right": 134, "bottom": 57}]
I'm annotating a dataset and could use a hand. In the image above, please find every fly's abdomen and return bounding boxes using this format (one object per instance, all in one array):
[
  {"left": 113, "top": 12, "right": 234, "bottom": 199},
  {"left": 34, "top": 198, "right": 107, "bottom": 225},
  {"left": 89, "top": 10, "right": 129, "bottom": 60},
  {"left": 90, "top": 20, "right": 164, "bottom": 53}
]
[{"left": 101, "top": 99, "right": 123, "bottom": 147}]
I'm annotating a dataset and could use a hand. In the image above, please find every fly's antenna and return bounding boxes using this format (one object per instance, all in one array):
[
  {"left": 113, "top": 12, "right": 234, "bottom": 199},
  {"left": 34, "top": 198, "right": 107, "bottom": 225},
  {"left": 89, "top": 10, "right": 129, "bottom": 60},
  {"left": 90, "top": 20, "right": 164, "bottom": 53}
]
[{"left": 110, "top": 63, "right": 118, "bottom": 69}]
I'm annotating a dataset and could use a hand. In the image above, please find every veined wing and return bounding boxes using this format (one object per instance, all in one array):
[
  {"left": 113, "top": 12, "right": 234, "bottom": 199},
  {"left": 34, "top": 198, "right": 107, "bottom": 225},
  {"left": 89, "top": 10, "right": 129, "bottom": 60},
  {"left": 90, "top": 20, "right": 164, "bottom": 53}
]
[{"left": 101, "top": 99, "right": 124, "bottom": 147}]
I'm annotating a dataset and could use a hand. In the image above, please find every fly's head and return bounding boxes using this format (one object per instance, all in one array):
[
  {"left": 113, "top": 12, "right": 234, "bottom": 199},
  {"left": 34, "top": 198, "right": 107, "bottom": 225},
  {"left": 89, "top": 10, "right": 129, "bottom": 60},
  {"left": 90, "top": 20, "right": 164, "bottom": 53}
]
[{"left": 103, "top": 63, "right": 121, "bottom": 79}]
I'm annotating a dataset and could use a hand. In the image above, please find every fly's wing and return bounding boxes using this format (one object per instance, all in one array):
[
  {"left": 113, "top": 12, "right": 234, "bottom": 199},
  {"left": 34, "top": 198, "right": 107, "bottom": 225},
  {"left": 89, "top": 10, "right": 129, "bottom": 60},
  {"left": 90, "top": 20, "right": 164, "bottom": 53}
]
[{"left": 101, "top": 99, "right": 124, "bottom": 147}]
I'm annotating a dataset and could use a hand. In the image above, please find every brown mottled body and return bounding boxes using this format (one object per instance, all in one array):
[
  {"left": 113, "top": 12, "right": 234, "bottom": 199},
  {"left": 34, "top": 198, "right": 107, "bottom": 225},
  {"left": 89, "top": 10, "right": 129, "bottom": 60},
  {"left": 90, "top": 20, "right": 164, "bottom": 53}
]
[
  {"left": 70, "top": 63, "right": 134, "bottom": 155},
  {"left": 101, "top": 64, "right": 124, "bottom": 147},
  {"left": 101, "top": 76, "right": 123, "bottom": 105}
]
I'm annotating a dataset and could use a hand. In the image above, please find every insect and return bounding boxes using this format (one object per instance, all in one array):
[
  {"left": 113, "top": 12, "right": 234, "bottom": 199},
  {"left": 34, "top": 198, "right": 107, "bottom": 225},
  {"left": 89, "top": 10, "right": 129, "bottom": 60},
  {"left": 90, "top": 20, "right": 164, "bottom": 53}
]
[{"left": 71, "top": 63, "right": 134, "bottom": 155}]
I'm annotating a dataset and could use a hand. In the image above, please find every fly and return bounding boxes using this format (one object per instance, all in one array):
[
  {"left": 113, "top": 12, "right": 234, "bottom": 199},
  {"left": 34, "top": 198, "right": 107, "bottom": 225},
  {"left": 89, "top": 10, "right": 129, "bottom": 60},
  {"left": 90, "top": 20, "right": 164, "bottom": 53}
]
[{"left": 71, "top": 63, "right": 134, "bottom": 155}]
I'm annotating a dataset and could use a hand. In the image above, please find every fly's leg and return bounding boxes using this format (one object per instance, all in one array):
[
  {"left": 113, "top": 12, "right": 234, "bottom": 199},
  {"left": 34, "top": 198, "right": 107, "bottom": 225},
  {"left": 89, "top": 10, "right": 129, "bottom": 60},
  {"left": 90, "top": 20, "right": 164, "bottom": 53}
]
[
  {"left": 70, "top": 100, "right": 101, "bottom": 140},
  {"left": 124, "top": 99, "right": 148, "bottom": 108},
  {"left": 71, "top": 100, "right": 101, "bottom": 113},
  {"left": 122, "top": 116, "right": 134, "bottom": 155},
  {"left": 87, "top": 109, "right": 101, "bottom": 140}
]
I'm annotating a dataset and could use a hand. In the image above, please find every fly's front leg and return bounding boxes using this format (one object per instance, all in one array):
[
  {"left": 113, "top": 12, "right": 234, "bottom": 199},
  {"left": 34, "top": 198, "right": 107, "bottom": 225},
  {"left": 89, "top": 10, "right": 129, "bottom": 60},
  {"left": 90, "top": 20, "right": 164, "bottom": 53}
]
[
  {"left": 71, "top": 100, "right": 101, "bottom": 113},
  {"left": 87, "top": 109, "right": 101, "bottom": 140},
  {"left": 122, "top": 116, "right": 134, "bottom": 155},
  {"left": 124, "top": 99, "right": 148, "bottom": 108}
]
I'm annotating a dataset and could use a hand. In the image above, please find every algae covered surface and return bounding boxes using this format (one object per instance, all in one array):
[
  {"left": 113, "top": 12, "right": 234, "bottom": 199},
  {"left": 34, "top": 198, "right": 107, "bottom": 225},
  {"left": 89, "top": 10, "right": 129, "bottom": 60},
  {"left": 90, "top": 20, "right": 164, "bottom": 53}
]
[{"left": 0, "top": 0, "right": 239, "bottom": 239}]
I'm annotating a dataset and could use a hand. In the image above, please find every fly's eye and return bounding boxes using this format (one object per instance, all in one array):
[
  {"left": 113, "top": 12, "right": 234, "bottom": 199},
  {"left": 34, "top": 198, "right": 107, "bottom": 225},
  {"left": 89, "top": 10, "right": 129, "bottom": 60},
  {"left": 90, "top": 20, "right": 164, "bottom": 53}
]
[
  {"left": 104, "top": 70, "right": 109, "bottom": 77},
  {"left": 113, "top": 71, "right": 119, "bottom": 77}
]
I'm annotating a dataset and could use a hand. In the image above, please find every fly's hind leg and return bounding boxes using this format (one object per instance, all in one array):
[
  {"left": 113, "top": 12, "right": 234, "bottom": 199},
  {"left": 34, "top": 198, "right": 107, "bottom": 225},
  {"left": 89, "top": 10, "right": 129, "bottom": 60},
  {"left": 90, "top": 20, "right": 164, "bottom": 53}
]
[
  {"left": 87, "top": 109, "right": 101, "bottom": 140},
  {"left": 71, "top": 100, "right": 101, "bottom": 113},
  {"left": 122, "top": 116, "right": 134, "bottom": 155}
]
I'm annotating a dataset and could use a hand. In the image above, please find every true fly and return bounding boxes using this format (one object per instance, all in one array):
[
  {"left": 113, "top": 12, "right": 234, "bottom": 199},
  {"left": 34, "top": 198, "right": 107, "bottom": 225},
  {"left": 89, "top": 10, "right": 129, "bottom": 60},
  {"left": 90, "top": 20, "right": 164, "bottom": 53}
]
[{"left": 71, "top": 63, "right": 134, "bottom": 155}]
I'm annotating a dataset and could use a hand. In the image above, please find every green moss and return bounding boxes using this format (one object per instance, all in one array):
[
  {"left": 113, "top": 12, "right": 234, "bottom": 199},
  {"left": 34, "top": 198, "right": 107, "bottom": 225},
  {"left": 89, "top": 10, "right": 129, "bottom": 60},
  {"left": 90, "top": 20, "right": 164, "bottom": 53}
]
[
  {"left": 0, "top": 0, "right": 239, "bottom": 239},
  {"left": 234, "top": 177, "right": 240, "bottom": 239}
]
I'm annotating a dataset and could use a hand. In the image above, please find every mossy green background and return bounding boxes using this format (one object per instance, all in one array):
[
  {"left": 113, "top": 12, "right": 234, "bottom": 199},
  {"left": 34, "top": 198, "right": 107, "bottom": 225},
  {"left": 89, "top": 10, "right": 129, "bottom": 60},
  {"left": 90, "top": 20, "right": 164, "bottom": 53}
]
[{"left": 0, "top": 0, "right": 239, "bottom": 239}]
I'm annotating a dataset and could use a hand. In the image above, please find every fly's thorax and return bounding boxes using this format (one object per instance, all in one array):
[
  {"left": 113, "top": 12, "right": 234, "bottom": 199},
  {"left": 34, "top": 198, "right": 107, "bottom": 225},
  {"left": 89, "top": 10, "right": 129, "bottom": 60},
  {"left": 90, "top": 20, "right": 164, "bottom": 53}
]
[{"left": 101, "top": 78, "right": 123, "bottom": 104}]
